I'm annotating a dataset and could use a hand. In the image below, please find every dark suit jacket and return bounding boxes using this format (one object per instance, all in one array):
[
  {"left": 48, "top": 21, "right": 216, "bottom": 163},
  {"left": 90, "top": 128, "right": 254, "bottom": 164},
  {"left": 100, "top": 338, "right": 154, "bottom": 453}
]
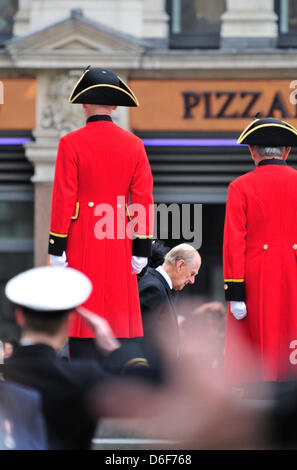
[
  {"left": 138, "top": 267, "right": 179, "bottom": 350},
  {"left": 0, "top": 381, "right": 47, "bottom": 450},
  {"left": 2, "top": 344, "right": 107, "bottom": 450}
]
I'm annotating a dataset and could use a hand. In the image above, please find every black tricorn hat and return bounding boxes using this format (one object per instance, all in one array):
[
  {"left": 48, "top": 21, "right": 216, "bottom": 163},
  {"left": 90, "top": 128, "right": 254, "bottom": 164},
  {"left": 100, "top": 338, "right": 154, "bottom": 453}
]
[
  {"left": 68, "top": 66, "right": 139, "bottom": 107},
  {"left": 238, "top": 117, "right": 297, "bottom": 146}
]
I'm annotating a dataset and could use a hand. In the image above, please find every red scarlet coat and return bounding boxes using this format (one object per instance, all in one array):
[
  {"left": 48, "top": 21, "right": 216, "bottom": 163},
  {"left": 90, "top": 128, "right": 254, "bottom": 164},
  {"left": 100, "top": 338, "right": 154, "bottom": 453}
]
[
  {"left": 223, "top": 159, "right": 297, "bottom": 384},
  {"left": 48, "top": 116, "right": 154, "bottom": 338}
]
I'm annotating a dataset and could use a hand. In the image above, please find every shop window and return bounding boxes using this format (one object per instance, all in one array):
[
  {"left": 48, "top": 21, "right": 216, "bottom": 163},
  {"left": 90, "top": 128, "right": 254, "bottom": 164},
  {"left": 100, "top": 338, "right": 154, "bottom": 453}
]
[
  {"left": 0, "top": 0, "right": 19, "bottom": 43},
  {"left": 166, "top": 0, "right": 225, "bottom": 49},
  {"left": 0, "top": 196, "right": 34, "bottom": 342},
  {"left": 275, "top": 0, "right": 297, "bottom": 47},
  {"left": 0, "top": 200, "right": 33, "bottom": 240}
]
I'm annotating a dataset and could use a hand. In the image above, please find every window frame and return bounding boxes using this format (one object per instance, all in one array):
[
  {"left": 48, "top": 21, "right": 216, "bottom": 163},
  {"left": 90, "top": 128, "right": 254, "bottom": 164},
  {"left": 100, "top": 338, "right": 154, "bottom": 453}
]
[
  {"left": 0, "top": 0, "right": 19, "bottom": 45},
  {"left": 275, "top": 0, "right": 297, "bottom": 47},
  {"left": 0, "top": 189, "right": 34, "bottom": 253},
  {"left": 166, "top": 0, "right": 224, "bottom": 49}
]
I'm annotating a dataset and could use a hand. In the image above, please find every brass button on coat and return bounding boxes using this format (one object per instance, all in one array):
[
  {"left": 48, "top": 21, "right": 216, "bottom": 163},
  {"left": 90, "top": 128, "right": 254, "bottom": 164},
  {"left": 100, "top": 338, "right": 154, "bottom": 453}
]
[
  {"left": 49, "top": 239, "right": 55, "bottom": 245},
  {"left": 293, "top": 244, "right": 297, "bottom": 250},
  {"left": 263, "top": 244, "right": 268, "bottom": 250},
  {"left": 88, "top": 202, "right": 94, "bottom": 208}
]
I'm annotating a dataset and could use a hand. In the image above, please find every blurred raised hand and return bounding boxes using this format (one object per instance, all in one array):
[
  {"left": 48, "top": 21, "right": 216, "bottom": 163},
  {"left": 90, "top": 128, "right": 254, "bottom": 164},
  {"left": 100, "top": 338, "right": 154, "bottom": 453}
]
[
  {"left": 76, "top": 306, "right": 120, "bottom": 354},
  {"left": 90, "top": 301, "right": 268, "bottom": 449}
]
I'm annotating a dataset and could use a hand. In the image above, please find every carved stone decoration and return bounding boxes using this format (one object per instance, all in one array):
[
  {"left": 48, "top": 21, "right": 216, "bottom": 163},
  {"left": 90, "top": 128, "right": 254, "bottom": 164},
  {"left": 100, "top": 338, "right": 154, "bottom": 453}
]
[
  {"left": 40, "top": 71, "right": 85, "bottom": 138},
  {"left": 39, "top": 70, "right": 126, "bottom": 138}
]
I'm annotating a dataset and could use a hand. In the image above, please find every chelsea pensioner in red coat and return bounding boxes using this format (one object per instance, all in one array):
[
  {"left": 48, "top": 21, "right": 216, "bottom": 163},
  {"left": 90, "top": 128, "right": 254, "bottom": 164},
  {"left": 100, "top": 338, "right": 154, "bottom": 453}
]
[{"left": 48, "top": 68, "right": 154, "bottom": 340}]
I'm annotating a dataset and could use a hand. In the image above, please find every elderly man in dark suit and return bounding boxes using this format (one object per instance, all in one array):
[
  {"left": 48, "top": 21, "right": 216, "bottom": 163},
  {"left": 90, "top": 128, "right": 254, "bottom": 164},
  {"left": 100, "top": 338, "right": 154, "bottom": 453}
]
[{"left": 138, "top": 243, "right": 201, "bottom": 365}]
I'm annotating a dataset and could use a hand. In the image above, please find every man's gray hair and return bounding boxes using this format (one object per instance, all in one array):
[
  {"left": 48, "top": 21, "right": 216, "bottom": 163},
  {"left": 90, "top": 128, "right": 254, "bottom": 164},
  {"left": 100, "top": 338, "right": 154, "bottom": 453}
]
[
  {"left": 253, "top": 146, "right": 286, "bottom": 157},
  {"left": 164, "top": 243, "right": 198, "bottom": 266}
]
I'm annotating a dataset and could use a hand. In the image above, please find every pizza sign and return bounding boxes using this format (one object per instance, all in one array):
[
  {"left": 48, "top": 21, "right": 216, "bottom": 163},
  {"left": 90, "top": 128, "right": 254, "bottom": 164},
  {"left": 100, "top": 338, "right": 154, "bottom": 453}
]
[{"left": 130, "top": 80, "right": 297, "bottom": 132}]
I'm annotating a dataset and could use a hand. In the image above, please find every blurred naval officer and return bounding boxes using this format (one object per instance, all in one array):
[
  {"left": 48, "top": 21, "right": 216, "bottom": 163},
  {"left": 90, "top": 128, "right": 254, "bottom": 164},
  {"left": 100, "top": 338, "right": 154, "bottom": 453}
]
[
  {"left": 3, "top": 266, "right": 154, "bottom": 448},
  {"left": 3, "top": 266, "right": 111, "bottom": 450}
]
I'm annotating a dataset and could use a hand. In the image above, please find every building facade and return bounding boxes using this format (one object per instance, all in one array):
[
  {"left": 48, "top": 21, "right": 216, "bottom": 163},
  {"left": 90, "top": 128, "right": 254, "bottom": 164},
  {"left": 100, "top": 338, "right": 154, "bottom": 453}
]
[{"left": 0, "top": 0, "right": 297, "bottom": 339}]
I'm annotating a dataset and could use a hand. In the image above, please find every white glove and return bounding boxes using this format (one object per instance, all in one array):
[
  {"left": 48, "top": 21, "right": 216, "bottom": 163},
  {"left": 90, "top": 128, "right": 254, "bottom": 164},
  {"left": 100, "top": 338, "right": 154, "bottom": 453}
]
[
  {"left": 131, "top": 256, "right": 148, "bottom": 274},
  {"left": 49, "top": 251, "right": 68, "bottom": 268},
  {"left": 230, "top": 301, "right": 247, "bottom": 320}
]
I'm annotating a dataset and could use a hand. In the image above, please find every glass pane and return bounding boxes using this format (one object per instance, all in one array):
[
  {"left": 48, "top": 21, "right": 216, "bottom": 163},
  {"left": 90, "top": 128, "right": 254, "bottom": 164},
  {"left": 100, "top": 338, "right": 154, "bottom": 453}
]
[
  {"left": 280, "top": 0, "right": 297, "bottom": 34},
  {"left": 172, "top": 0, "right": 225, "bottom": 35},
  {"left": 0, "top": 252, "right": 33, "bottom": 342},
  {"left": 0, "top": 201, "right": 34, "bottom": 239},
  {"left": 0, "top": 0, "right": 19, "bottom": 36}
]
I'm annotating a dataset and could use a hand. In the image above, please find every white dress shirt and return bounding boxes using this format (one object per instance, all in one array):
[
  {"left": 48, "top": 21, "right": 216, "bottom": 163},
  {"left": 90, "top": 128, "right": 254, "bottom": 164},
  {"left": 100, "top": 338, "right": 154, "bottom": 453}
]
[
  {"left": 19, "top": 338, "right": 36, "bottom": 346},
  {"left": 156, "top": 265, "right": 173, "bottom": 290}
]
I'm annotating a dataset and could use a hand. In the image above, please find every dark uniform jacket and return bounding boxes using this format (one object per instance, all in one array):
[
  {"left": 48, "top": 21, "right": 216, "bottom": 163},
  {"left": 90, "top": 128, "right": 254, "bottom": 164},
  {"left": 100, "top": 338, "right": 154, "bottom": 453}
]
[
  {"left": 2, "top": 344, "right": 107, "bottom": 450},
  {"left": 0, "top": 380, "right": 47, "bottom": 450}
]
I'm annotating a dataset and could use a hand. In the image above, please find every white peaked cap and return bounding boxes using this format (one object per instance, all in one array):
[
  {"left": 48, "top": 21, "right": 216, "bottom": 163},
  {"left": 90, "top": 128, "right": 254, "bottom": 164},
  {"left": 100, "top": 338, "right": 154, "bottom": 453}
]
[{"left": 5, "top": 266, "right": 92, "bottom": 311}]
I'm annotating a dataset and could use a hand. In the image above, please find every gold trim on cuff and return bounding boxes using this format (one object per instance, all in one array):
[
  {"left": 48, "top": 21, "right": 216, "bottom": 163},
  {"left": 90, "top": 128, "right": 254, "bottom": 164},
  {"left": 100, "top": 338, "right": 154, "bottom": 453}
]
[
  {"left": 133, "top": 234, "right": 153, "bottom": 239},
  {"left": 49, "top": 231, "right": 68, "bottom": 238},
  {"left": 123, "top": 358, "right": 149, "bottom": 370},
  {"left": 71, "top": 202, "right": 80, "bottom": 220},
  {"left": 125, "top": 203, "right": 132, "bottom": 221}
]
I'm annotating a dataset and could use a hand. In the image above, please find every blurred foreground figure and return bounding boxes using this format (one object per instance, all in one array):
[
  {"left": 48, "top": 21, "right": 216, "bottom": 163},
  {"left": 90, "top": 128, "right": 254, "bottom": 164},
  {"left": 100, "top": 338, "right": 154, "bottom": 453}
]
[
  {"left": 223, "top": 117, "right": 297, "bottom": 384},
  {"left": 181, "top": 301, "right": 227, "bottom": 370},
  {"left": 89, "top": 304, "right": 267, "bottom": 449},
  {"left": 0, "top": 381, "right": 47, "bottom": 450},
  {"left": 2, "top": 341, "right": 17, "bottom": 361},
  {"left": 90, "top": 302, "right": 297, "bottom": 449},
  {"left": 2, "top": 266, "right": 120, "bottom": 450}
]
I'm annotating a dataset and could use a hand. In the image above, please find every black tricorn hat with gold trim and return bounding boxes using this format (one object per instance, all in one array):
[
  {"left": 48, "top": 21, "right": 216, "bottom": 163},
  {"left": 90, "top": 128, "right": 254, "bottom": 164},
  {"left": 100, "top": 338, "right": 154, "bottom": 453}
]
[
  {"left": 68, "top": 66, "right": 139, "bottom": 107},
  {"left": 238, "top": 117, "right": 297, "bottom": 146}
]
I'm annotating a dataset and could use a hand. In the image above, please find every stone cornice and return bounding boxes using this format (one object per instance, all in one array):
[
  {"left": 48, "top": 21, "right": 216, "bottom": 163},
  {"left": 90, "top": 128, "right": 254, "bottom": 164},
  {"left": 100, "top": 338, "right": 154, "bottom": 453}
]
[
  {"left": 139, "top": 49, "right": 297, "bottom": 72},
  {"left": 2, "top": 51, "right": 145, "bottom": 69},
  {"left": 1, "top": 46, "right": 297, "bottom": 72}
]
